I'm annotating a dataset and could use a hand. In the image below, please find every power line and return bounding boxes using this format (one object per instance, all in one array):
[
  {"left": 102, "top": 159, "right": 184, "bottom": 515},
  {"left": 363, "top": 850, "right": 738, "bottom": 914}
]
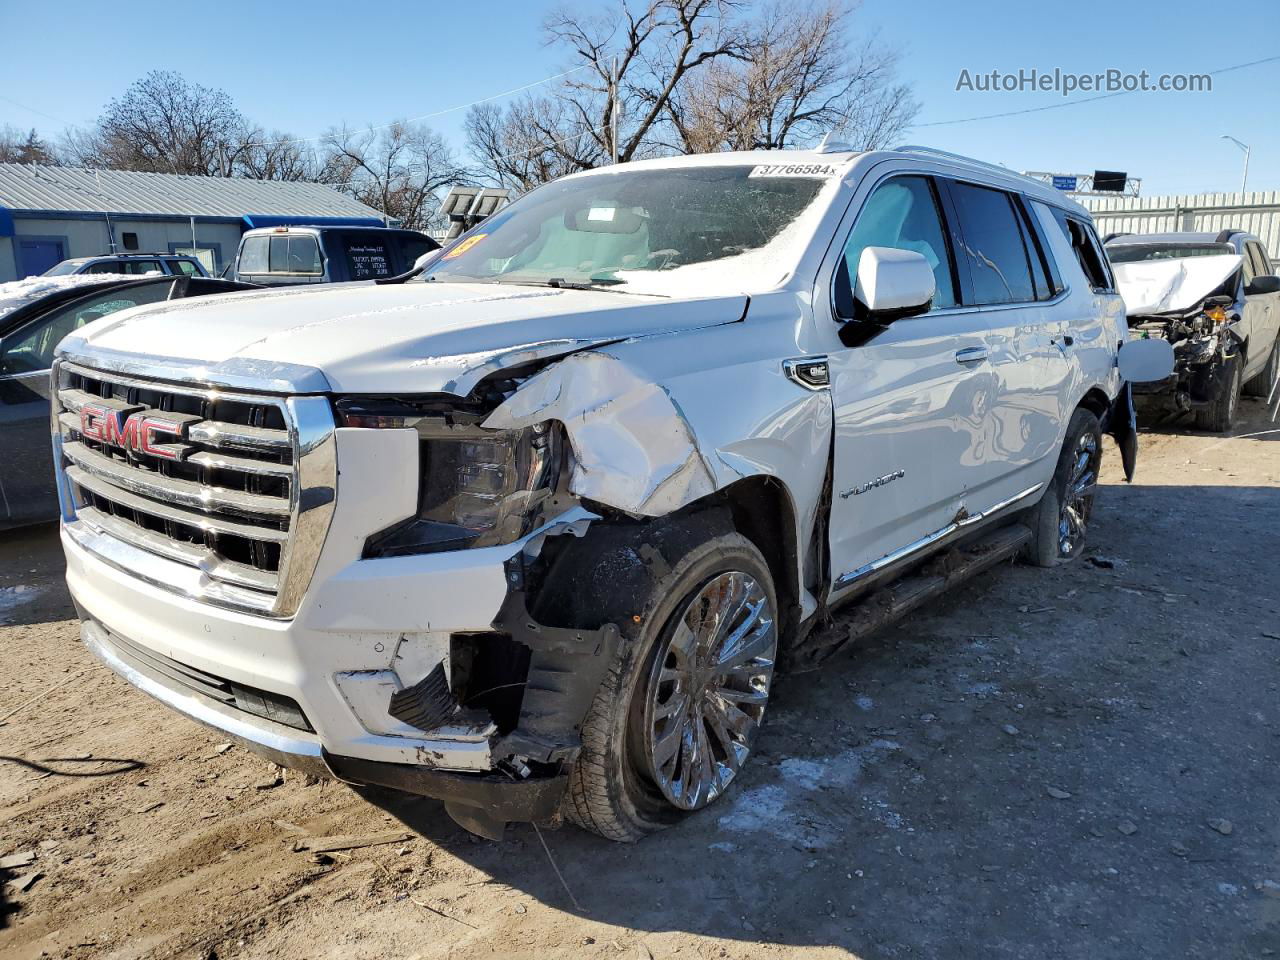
[
  {"left": 915, "top": 54, "right": 1280, "bottom": 128},
  {"left": 247, "top": 64, "right": 592, "bottom": 148}
]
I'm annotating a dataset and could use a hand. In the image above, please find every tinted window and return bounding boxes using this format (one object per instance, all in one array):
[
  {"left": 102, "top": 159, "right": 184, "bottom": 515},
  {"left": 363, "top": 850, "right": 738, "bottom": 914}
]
[
  {"left": 0, "top": 283, "right": 171, "bottom": 375},
  {"left": 168, "top": 258, "right": 200, "bottom": 276},
  {"left": 268, "top": 235, "right": 322, "bottom": 275},
  {"left": 86, "top": 262, "right": 122, "bottom": 275},
  {"left": 1247, "top": 242, "right": 1272, "bottom": 278},
  {"left": 400, "top": 237, "right": 436, "bottom": 266},
  {"left": 1106, "top": 243, "right": 1235, "bottom": 263},
  {"left": 123, "top": 260, "right": 164, "bottom": 275},
  {"left": 949, "top": 182, "right": 1036, "bottom": 304},
  {"left": 841, "top": 176, "right": 956, "bottom": 310},
  {"left": 239, "top": 236, "right": 269, "bottom": 274},
  {"left": 1050, "top": 209, "right": 1114, "bottom": 292},
  {"left": 1241, "top": 245, "right": 1258, "bottom": 283}
]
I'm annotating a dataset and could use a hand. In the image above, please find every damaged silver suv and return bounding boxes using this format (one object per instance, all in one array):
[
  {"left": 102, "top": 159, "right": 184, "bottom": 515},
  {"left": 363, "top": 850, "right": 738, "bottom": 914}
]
[{"left": 53, "top": 145, "right": 1169, "bottom": 840}]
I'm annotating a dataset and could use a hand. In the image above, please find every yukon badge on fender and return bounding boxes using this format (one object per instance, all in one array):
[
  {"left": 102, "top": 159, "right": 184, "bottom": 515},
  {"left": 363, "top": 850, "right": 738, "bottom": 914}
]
[{"left": 54, "top": 144, "right": 1171, "bottom": 843}]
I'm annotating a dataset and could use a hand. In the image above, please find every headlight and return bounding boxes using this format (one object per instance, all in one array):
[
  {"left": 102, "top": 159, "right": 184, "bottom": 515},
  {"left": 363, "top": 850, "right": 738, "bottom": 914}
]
[{"left": 335, "top": 399, "right": 563, "bottom": 557}]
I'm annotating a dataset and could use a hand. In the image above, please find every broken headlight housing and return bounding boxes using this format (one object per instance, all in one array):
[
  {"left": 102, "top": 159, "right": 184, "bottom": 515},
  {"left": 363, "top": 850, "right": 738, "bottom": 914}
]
[{"left": 335, "top": 399, "right": 563, "bottom": 557}]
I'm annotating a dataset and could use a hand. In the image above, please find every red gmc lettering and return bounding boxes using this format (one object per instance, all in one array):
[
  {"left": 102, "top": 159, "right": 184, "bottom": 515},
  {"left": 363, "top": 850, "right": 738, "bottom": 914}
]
[{"left": 77, "top": 405, "right": 183, "bottom": 460}]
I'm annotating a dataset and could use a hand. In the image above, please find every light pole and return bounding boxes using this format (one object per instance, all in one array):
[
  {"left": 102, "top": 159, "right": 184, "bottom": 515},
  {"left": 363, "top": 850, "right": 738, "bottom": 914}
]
[{"left": 1221, "top": 134, "right": 1251, "bottom": 194}]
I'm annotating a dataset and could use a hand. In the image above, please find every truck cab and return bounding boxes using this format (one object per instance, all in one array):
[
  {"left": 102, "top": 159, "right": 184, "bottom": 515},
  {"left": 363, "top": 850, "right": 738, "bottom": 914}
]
[{"left": 230, "top": 225, "right": 439, "bottom": 286}]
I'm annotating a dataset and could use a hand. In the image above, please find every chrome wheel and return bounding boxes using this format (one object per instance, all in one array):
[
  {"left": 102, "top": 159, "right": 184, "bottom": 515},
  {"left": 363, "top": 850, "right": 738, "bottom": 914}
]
[
  {"left": 643, "top": 571, "right": 776, "bottom": 811},
  {"left": 1058, "top": 430, "right": 1099, "bottom": 558}
]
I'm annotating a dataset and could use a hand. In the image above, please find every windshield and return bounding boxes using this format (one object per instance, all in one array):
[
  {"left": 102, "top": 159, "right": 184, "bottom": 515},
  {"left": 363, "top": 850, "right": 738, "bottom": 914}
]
[
  {"left": 1107, "top": 243, "right": 1234, "bottom": 263},
  {"left": 43, "top": 261, "right": 81, "bottom": 276},
  {"left": 421, "top": 164, "right": 837, "bottom": 295}
]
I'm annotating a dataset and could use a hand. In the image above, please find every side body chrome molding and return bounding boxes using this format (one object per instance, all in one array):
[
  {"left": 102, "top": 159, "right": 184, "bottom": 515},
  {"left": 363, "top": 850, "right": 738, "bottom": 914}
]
[{"left": 834, "top": 483, "right": 1043, "bottom": 591}]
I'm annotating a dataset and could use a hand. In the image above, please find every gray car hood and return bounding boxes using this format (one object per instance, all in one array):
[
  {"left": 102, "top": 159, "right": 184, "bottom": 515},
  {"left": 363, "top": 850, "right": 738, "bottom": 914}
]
[{"left": 57, "top": 281, "right": 746, "bottom": 395}]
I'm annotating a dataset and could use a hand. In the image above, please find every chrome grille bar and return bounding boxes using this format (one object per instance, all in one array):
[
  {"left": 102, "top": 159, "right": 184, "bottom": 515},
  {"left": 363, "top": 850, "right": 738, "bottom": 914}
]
[{"left": 53, "top": 359, "right": 336, "bottom": 618}]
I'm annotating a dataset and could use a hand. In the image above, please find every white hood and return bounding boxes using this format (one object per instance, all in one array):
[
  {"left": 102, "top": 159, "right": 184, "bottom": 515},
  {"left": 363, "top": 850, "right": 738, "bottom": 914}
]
[
  {"left": 58, "top": 281, "right": 747, "bottom": 395},
  {"left": 1114, "top": 254, "right": 1241, "bottom": 316}
]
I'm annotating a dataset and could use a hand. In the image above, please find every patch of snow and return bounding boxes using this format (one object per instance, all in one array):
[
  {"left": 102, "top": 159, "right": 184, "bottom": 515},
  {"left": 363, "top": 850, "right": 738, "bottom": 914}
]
[
  {"left": 965, "top": 682, "right": 1002, "bottom": 698},
  {"left": 1217, "top": 882, "right": 1240, "bottom": 896},
  {"left": 718, "top": 741, "right": 902, "bottom": 847},
  {"left": 707, "top": 841, "right": 737, "bottom": 853},
  {"left": 0, "top": 584, "right": 42, "bottom": 624},
  {"left": 854, "top": 695, "right": 875, "bottom": 712},
  {"left": 0, "top": 273, "right": 139, "bottom": 320}
]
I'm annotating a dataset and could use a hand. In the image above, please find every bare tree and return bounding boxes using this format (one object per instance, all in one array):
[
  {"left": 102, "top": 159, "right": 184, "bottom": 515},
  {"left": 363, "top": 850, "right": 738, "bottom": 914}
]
[
  {"left": 467, "top": 0, "right": 745, "bottom": 185},
  {"left": 318, "top": 123, "right": 471, "bottom": 231},
  {"left": 668, "top": 1, "right": 917, "bottom": 152},
  {"left": 69, "top": 71, "right": 247, "bottom": 175},
  {"left": 467, "top": 0, "right": 916, "bottom": 189},
  {"left": 234, "top": 130, "right": 317, "bottom": 181}
]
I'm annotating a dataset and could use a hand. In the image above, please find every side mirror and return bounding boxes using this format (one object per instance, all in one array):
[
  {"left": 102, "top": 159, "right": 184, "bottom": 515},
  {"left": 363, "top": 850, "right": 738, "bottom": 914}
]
[
  {"left": 1246, "top": 274, "right": 1280, "bottom": 296},
  {"left": 1118, "top": 337, "right": 1175, "bottom": 383},
  {"left": 853, "top": 247, "right": 935, "bottom": 321}
]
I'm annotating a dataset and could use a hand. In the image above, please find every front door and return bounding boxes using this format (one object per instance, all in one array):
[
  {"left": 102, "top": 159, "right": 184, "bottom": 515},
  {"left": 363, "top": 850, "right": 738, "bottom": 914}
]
[
  {"left": 16, "top": 238, "right": 66, "bottom": 278},
  {"left": 823, "top": 173, "right": 999, "bottom": 588}
]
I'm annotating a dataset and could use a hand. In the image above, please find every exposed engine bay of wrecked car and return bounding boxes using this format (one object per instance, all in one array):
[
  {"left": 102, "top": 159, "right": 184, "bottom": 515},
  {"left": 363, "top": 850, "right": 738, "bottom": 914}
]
[{"left": 1113, "top": 254, "right": 1243, "bottom": 414}]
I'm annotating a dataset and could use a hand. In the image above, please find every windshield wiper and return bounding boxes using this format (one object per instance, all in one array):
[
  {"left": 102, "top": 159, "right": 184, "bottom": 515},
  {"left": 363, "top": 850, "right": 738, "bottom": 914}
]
[{"left": 547, "top": 276, "right": 625, "bottom": 289}]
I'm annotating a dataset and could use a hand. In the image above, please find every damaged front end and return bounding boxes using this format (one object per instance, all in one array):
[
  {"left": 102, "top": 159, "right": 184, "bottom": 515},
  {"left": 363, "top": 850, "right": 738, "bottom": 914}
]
[
  {"left": 322, "top": 377, "right": 631, "bottom": 839},
  {"left": 1127, "top": 297, "right": 1240, "bottom": 415}
]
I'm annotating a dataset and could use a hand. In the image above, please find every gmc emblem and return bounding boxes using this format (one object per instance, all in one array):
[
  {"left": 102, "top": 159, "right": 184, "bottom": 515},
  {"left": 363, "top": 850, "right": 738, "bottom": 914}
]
[{"left": 79, "top": 404, "right": 189, "bottom": 461}]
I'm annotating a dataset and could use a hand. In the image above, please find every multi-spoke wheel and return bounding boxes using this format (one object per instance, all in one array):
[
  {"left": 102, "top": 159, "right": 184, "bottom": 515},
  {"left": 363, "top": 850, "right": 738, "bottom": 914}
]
[
  {"left": 1057, "top": 430, "right": 1099, "bottom": 559},
  {"left": 1024, "top": 406, "right": 1103, "bottom": 568},
  {"left": 561, "top": 525, "right": 778, "bottom": 841},
  {"left": 643, "top": 571, "right": 776, "bottom": 811}
]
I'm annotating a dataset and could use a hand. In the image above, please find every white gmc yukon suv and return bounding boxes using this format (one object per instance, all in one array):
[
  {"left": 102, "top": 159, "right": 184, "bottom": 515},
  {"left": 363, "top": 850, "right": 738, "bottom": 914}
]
[{"left": 52, "top": 146, "right": 1168, "bottom": 841}]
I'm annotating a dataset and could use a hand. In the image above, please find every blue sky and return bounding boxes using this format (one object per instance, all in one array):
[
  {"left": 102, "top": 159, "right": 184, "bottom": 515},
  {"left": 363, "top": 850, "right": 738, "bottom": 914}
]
[{"left": 0, "top": 0, "right": 1275, "bottom": 196}]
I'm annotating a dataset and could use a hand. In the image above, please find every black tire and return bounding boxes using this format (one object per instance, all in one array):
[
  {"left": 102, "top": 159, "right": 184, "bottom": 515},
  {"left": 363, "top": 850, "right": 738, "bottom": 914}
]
[
  {"left": 561, "top": 529, "right": 778, "bottom": 842},
  {"left": 1022, "top": 406, "right": 1103, "bottom": 568},
  {"left": 1194, "top": 352, "right": 1243, "bottom": 432},
  {"left": 1244, "top": 334, "right": 1280, "bottom": 399}
]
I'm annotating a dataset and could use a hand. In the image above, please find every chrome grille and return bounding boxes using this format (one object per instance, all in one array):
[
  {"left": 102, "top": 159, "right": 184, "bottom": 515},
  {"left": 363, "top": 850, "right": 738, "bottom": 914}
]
[{"left": 52, "top": 360, "right": 336, "bottom": 617}]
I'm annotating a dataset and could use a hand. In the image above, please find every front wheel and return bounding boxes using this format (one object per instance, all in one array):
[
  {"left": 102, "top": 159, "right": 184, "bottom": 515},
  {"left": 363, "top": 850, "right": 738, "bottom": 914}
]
[
  {"left": 1023, "top": 407, "right": 1103, "bottom": 567},
  {"left": 1194, "top": 353, "right": 1242, "bottom": 432},
  {"left": 563, "top": 531, "right": 778, "bottom": 841}
]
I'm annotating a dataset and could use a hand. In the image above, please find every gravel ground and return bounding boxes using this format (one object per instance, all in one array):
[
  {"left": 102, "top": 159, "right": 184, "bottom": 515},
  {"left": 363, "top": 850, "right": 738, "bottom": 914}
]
[{"left": 1, "top": 397, "right": 1278, "bottom": 960}]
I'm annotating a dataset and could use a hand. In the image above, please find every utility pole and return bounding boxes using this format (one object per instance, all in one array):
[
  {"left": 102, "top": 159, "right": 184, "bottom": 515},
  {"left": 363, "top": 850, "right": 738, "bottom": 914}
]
[{"left": 610, "top": 55, "right": 619, "bottom": 165}]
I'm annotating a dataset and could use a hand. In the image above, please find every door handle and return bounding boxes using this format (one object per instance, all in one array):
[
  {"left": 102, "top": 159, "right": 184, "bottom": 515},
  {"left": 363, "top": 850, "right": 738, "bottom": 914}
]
[{"left": 955, "top": 347, "right": 988, "bottom": 365}]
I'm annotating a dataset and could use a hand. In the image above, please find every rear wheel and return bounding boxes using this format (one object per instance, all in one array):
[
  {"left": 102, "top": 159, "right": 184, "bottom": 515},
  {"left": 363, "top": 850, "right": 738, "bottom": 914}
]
[
  {"left": 1244, "top": 334, "right": 1280, "bottom": 399},
  {"left": 1194, "top": 353, "right": 1243, "bottom": 432},
  {"left": 1023, "top": 407, "right": 1102, "bottom": 567},
  {"left": 563, "top": 531, "right": 778, "bottom": 841}
]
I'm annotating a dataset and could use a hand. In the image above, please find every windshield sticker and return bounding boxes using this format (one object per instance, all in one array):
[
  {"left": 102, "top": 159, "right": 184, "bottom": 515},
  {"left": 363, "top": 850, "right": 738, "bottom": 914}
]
[
  {"left": 587, "top": 207, "right": 617, "bottom": 222},
  {"left": 443, "top": 233, "right": 487, "bottom": 260},
  {"left": 748, "top": 163, "right": 839, "bottom": 178}
]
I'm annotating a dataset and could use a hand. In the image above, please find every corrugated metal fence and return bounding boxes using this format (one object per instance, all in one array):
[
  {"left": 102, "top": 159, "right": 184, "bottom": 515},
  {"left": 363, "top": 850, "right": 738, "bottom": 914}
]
[{"left": 1077, "top": 190, "right": 1280, "bottom": 261}]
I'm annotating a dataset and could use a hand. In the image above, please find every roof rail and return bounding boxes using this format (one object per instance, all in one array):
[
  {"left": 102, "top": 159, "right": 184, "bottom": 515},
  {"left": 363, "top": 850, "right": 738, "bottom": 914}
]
[{"left": 892, "top": 145, "right": 1023, "bottom": 180}]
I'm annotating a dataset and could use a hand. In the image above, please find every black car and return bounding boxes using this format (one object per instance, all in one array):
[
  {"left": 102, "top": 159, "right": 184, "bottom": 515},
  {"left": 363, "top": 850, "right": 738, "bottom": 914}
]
[
  {"left": 228, "top": 225, "right": 439, "bottom": 286},
  {"left": 0, "top": 274, "right": 257, "bottom": 529}
]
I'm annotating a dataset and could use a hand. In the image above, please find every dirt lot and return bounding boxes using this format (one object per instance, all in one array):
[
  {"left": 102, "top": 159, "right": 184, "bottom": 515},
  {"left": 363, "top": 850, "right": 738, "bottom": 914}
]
[{"left": 2, "top": 397, "right": 1278, "bottom": 960}]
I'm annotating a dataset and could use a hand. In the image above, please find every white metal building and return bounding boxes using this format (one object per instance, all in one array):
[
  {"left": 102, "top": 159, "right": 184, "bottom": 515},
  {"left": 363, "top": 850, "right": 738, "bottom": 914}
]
[
  {"left": 1077, "top": 190, "right": 1280, "bottom": 263},
  {"left": 0, "top": 163, "right": 388, "bottom": 281}
]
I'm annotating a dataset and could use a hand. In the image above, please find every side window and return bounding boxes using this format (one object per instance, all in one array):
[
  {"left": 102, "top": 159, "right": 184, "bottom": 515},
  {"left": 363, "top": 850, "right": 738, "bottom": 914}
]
[
  {"left": 1050, "top": 208, "right": 1115, "bottom": 293},
  {"left": 840, "top": 175, "right": 957, "bottom": 312},
  {"left": 239, "top": 236, "right": 269, "bottom": 274},
  {"left": 0, "top": 283, "right": 171, "bottom": 376},
  {"left": 168, "top": 258, "right": 200, "bottom": 277},
  {"left": 1241, "top": 245, "right": 1258, "bottom": 284},
  {"left": 1012, "top": 196, "right": 1062, "bottom": 300},
  {"left": 122, "top": 260, "right": 163, "bottom": 275},
  {"left": 86, "top": 261, "right": 121, "bottom": 275},
  {"left": 1247, "top": 242, "right": 1271, "bottom": 279},
  {"left": 947, "top": 182, "right": 1038, "bottom": 305}
]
